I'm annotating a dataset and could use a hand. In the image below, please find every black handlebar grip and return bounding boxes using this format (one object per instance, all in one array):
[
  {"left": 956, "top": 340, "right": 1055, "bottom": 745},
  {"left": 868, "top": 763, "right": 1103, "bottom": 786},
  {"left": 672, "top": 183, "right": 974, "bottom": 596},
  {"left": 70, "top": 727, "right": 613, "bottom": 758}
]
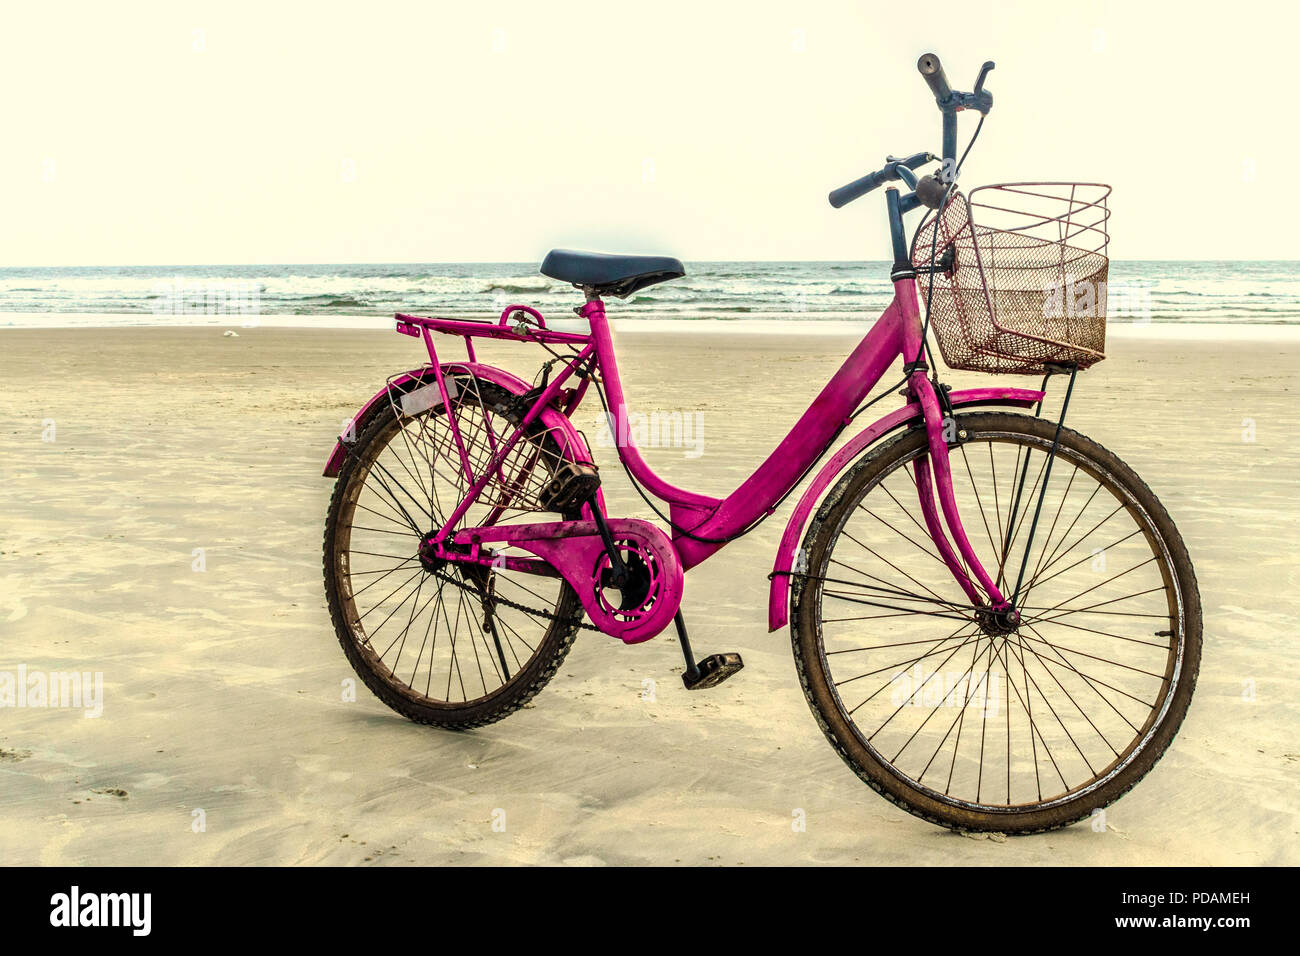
[
  {"left": 917, "top": 53, "right": 952, "bottom": 104},
  {"left": 828, "top": 169, "right": 888, "bottom": 208}
]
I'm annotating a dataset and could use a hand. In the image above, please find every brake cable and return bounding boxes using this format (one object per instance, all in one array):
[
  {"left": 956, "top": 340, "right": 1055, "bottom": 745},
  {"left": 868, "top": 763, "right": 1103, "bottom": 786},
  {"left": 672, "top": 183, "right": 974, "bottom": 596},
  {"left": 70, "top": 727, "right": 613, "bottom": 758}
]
[{"left": 914, "top": 112, "right": 985, "bottom": 372}]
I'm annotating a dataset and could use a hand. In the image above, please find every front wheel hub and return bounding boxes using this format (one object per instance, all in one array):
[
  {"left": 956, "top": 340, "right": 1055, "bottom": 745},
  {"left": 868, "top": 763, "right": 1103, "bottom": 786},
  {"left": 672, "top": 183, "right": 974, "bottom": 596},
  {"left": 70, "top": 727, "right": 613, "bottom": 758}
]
[{"left": 976, "top": 605, "right": 1020, "bottom": 636}]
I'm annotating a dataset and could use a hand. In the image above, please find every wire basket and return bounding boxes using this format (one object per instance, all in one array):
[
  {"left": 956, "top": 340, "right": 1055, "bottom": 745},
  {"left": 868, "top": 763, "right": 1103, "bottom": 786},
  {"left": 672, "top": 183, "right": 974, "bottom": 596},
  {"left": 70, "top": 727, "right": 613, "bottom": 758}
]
[{"left": 911, "top": 182, "right": 1111, "bottom": 375}]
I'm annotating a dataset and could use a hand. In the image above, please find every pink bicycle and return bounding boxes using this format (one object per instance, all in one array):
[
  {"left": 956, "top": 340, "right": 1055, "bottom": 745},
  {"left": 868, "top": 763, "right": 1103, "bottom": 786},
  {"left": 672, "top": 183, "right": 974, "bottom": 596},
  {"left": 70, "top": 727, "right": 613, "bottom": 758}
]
[{"left": 322, "top": 54, "right": 1200, "bottom": 832}]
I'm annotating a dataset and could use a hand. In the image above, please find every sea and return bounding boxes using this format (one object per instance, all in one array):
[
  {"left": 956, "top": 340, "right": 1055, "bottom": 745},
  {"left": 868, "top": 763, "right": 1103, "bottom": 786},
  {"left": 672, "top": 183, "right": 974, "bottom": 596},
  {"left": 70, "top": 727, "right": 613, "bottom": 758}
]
[{"left": 0, "top": 261, "right": 1296, "bottom": 328}]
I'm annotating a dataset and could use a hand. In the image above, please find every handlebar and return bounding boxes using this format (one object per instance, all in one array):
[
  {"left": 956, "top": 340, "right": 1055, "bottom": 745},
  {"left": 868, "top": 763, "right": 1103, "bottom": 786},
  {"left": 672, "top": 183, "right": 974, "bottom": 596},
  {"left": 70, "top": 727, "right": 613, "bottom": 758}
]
[
  {"left": 828, "top": 151, "right": 934, "bottom": 209},
  {"left": 916, "top": 53, "right": 952, "bottom": 105},
  {"left": 827, "top": 53, "right": 994, "bottom": 209},
  {"left": 917, "top": 52, "right": 994, "bottom": 114}
]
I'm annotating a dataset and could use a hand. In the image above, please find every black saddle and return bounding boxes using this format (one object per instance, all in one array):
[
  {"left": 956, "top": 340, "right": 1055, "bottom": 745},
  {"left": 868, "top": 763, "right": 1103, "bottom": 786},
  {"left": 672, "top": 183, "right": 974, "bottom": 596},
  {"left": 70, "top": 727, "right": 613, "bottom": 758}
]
[{"left": 540, "top": 249, "right": 685, "bottom": 299}]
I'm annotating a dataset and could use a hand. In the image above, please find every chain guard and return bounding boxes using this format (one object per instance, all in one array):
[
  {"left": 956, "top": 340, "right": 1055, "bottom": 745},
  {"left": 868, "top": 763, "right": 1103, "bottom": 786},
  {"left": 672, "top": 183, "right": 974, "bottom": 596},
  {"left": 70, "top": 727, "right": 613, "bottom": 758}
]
[{"left": 453, "top": 518, "right": 684, "bottom": 644}]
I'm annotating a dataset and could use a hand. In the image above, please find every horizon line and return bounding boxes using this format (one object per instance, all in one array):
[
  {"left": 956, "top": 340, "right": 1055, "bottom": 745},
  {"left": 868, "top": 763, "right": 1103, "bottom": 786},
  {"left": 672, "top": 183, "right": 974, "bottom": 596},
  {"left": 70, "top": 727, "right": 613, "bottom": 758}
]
[{"left": 3, "top": 258, "right": 1298, "bottom": 270}]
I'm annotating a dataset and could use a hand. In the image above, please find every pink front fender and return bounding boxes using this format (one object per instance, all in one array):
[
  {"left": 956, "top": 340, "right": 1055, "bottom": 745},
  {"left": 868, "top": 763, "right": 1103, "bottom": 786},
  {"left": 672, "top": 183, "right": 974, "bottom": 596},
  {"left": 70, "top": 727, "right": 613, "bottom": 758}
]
[
  {"left": 322, "top": 363, "right": 595, "bottom": 478},
  {"left": 766, "top": 386, "right": 1044, "bottom": 632}
]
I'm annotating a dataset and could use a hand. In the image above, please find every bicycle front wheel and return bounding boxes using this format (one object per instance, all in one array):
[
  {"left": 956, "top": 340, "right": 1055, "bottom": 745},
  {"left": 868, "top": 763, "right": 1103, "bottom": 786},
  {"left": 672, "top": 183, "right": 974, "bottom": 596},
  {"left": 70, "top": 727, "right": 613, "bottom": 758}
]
[{"left": 792, "top": 412, "right": 1201, "bottom": 833}]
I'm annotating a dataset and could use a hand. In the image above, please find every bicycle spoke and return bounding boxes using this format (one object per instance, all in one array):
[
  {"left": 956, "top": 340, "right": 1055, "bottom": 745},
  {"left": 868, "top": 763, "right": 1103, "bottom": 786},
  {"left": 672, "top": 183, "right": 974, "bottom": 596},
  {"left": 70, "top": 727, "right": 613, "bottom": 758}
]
[
  {"left": 351, "top": 555, "right": 421, "bottom": 598},
  {"left": 1020, "top": 623, "right": 1147, "bottom": 732},
  {"left": 847, "top": 623, "right": 981, "bottom": 718},
  {"left": 826, "top": 559, "right": 968, "bottom": 610},
  {"left": 840, "top": 531, "right": 950, "bottom": 604},
  {"left": 821, "top": 588, "right": 974, "bottom": 624},
  {"left": 959, "top": 444, "right": 1002, "bottom": 566},
  {"left": 861, "top": 637, "right": 982, "bottom": 739}
]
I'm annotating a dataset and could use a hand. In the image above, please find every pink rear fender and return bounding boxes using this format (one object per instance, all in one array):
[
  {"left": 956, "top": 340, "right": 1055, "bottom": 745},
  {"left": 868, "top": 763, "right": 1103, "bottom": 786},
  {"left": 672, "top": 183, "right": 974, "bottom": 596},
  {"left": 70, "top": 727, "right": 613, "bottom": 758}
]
[
  {"left": 766, "top": 386, "right": 1045, "bottom": 632},
  {"left": 322, "top": 363, "right": 597, "bottom": 479}
]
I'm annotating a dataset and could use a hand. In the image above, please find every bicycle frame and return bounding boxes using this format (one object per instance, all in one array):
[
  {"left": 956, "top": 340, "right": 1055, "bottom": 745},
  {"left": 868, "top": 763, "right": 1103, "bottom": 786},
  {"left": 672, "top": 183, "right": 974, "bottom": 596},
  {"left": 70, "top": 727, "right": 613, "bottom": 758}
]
[
  {"left": 324, "top": 271, "right": 1046, "bottom": 642},
  {"left": 577, "top": 279, "right": 1011, "bottom": 599}
]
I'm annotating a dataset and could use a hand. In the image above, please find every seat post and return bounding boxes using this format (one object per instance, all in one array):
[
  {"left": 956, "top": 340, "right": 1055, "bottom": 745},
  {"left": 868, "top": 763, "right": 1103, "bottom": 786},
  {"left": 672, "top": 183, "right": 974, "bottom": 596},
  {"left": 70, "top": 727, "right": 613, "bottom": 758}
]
[{"left": 576, "top": 289, "right": 607, "bottom": 329}]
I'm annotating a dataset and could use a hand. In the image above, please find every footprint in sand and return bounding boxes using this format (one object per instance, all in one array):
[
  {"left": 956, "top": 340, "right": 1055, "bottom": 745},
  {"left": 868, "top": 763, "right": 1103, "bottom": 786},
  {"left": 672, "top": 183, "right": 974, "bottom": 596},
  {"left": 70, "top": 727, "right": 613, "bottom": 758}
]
[{"left": 0, "top": 584, "right": 28, "bottom": 622}]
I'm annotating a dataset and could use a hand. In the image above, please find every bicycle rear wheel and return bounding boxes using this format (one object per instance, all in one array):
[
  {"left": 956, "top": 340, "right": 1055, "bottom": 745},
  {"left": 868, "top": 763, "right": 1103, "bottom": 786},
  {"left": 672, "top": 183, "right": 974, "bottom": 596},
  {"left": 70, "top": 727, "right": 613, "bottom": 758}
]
[
  {"left": 792, "top": 412, "right": 1201, "bottom": 832},
  {"left": 324, "top": 372, "right": 584, "bottom": 729}
]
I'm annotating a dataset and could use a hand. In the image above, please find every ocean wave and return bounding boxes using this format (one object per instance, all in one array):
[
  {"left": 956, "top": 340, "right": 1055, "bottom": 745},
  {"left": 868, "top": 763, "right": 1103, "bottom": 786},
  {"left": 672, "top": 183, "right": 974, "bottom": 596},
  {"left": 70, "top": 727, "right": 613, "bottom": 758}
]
[
  {"left": 3, "top": 261, "right": 1297, "bottom": 323},
  {"left": 266, "top": 294, "right": 373, "bottom": 309},
  {"left": 478, "top": 278, "right": 555, "bottom": 294}
]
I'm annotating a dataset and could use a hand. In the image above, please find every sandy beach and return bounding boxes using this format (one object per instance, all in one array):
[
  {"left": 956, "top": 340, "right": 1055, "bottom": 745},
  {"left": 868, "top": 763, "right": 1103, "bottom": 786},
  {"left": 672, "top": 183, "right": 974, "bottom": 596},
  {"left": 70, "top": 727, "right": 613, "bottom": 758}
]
[{"left": 1, "top": 319, "right": 1297, "bottom": 866}]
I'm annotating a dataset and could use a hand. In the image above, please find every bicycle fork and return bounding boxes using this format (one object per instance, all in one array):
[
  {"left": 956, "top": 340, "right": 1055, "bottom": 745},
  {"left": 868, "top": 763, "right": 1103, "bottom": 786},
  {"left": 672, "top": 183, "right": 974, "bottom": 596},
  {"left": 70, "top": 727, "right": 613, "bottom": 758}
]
[{"left": 906, "top": 369, "right": 1015, "bottom": 619}]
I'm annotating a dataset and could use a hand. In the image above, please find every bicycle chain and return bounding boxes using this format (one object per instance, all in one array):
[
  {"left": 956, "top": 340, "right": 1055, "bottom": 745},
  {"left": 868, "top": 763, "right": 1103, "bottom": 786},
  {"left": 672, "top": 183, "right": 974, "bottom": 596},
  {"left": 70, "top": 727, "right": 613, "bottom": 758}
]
[{"left": 427, "top": 567, "right": 603, "bottom": 632}]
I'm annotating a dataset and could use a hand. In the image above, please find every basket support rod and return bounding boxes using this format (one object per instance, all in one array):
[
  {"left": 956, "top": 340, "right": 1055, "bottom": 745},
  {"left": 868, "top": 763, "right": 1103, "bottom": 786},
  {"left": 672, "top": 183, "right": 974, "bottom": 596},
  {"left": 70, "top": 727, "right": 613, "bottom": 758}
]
[{"left": 1008, "top": 362, "right": 1079, "bottom": 609}]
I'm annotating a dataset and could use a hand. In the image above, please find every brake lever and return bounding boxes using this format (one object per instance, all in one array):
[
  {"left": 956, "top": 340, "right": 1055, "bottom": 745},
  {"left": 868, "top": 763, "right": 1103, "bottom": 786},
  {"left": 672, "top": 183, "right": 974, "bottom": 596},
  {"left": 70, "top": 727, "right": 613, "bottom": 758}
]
[
  {"left": 884, "top": 152, "right": 933, "bottom": 190},
  {"left": 971, "top": 61, "right": 995, "bottom": 114}
]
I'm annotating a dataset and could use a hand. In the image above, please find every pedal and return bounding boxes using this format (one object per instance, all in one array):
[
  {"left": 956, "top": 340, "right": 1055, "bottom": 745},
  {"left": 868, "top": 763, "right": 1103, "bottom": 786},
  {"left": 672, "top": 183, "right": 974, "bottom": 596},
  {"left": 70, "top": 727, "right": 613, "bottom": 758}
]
[
  {"left": 538, "top": 461, "right": 600, "bottom": 513},
  {"left": 682, "top": 653, "right": 745, "bottom": 690}
]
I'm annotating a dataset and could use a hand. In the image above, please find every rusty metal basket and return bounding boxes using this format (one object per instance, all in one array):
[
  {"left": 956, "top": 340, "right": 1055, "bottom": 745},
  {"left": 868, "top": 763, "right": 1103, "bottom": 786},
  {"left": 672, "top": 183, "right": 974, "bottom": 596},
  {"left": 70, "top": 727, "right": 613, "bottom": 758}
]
[{"left": 911, "top": 182, "right": 1111, "bottom": 375}]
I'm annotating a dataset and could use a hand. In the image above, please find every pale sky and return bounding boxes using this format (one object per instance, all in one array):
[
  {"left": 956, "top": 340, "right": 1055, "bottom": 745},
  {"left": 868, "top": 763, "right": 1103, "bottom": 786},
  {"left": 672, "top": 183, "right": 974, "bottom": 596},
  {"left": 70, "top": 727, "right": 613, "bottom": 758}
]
[{"left": 2, "top": 0, "right": 1294, "bottom": 265}]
